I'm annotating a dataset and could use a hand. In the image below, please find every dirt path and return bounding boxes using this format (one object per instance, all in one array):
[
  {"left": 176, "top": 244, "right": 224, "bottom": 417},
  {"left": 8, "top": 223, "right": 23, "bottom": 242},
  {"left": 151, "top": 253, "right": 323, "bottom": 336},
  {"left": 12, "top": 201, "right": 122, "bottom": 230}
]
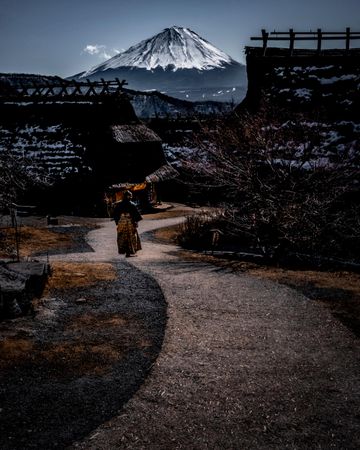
[
  {"left": 70, "top": 217, "right": 360, "bottom": 449},
  {"left": 45, "top": 217, "right": 184, "bottom": 263}
]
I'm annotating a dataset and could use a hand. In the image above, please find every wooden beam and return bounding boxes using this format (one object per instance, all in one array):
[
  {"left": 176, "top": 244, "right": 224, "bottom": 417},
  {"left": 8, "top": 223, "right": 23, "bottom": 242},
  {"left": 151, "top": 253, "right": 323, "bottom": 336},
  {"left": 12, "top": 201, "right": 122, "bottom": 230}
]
[
  {"left": 270, "top": 30, "right": 360, "bottom": 35},
  {"left": 86, "top": 79, "right": 97, "bottom": 96},
  {"left": 261, "top": 28, "right": 268, "bottom": 56},
  {"left": 346, "top": 27, "right": 351, "bottom": 52},
  {"left": 317, "top": 28, "right": 322, "bottom": 54},
  {"left": 289, "top": 28, "right": 295, "bottom": 55},
  {"left": 251, "top": 36, "right": 360, "bottom": 41}
]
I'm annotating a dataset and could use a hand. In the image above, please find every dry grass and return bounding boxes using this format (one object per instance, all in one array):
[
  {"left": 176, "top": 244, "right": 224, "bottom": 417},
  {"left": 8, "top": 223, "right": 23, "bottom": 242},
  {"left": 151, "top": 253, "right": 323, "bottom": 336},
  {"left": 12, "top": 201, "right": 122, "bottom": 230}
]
[
  {"left": 39, "top": 341, "right": 122, "bottom": 377},
  {"left": 0, "top": 225, "right": 72, "bottom": 258},
  {"left": 144, "top": 209, "right": 195, "bottom": 220},
  {"left": 152, "top": 225, "right": 181, "bottom": 243},
  {"left": 40, "top": 313, "right": 150, "bottom": 377},
  {"left": 44, "top": 262, "right": 116, "bottom": 292},
  {"left": 0, "top": 338, "right": 34, "bottom": 369},
  {"left": 68, "top": 313, "right": 127, "bottom": 330}
]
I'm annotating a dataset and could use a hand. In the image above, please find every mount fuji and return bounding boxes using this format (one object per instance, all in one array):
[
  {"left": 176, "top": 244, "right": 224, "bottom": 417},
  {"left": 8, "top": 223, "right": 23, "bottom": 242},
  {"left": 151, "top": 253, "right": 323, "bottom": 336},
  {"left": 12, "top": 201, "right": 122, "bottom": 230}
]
[{"left": 72, "top": 26, "right": 247, "bottom": 102}]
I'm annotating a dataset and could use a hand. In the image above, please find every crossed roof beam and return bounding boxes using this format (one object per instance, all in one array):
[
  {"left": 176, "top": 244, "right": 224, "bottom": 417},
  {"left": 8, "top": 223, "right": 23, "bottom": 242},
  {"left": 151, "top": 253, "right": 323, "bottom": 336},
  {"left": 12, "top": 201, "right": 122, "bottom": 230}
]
[{"left": 3, "top": 78, "right": 128, "bottom": 100}]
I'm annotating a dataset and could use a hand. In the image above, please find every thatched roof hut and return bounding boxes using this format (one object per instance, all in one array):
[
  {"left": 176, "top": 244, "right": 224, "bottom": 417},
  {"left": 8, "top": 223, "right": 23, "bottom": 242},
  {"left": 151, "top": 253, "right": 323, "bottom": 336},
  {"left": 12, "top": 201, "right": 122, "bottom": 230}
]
[
  {"left": 108, "top": 124, "right": 165, "bottom": 183},
  {"left": 0, "top": 75, "right": 177, "bottom": 213},
  {"left": 106, "top": 124, "right": 178, "bottom": 208}
]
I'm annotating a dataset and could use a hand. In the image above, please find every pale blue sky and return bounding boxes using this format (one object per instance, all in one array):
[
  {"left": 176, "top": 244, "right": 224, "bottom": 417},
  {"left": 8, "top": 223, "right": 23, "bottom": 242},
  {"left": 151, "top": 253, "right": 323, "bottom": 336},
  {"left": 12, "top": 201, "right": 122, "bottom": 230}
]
[{"left": 0, "top": 0, "right": 359, "bottom": 76}]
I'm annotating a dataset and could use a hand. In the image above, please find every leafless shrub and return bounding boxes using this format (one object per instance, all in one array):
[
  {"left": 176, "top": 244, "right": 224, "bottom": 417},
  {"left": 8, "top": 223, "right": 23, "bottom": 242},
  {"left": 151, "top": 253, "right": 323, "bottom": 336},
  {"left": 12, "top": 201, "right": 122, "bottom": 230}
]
[{"left": 177, "top": 209, "right": 225, "bottom": 249}]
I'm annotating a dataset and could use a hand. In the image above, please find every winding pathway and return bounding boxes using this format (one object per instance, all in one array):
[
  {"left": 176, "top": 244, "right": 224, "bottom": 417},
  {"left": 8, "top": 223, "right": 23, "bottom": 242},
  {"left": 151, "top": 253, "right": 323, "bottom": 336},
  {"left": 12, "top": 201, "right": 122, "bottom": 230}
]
[{"left": 70, "top": 216, "right": 360, "bottom": 449}]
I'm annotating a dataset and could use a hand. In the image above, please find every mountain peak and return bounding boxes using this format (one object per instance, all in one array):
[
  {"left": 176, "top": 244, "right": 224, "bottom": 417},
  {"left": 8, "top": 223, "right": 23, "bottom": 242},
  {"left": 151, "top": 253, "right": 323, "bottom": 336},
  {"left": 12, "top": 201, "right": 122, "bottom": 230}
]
[{"left": 81, "top": 27, "right": 238, "bottom": 78}]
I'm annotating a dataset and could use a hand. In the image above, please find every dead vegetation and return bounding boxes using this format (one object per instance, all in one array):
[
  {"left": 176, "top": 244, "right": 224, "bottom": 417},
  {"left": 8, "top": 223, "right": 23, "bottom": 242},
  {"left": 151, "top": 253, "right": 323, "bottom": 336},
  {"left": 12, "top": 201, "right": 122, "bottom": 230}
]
[
  {"left": 44, "top": 261, "right": 116, "bottom": 291},
  {"left": 38, "top": 341, "right": 122, "bottom": 377},
  {"left": 0, "top": 225, "right": 72, "bottom": 258},
  {"left": 0, "top": 338, "right": 34, "bottom": 369},
  {"left": 143, "top": 207, "right": 196, "bottom": 220},
  {"left": 0, "top": 214, "right": 100, "bottom": 259},
  {"left": 152, "top": 224, "right": 182, "bottom": 244}
]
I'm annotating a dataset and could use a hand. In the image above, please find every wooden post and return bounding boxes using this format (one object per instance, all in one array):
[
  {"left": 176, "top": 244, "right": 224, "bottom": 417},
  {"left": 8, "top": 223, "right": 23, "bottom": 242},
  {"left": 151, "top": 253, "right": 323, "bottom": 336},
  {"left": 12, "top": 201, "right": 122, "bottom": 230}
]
[
  {"left": 73, "top": 81, "right": 82, "bottom": 96},
  {"left": 19, "top": 82, "right": 28, "bottom": 97},
  {"left": 261, "top": 29, "right": 268, "bottom": 56},
  {"left": 59, "top": 81, "right": 68, "bottom": 97},
  {"left": 31, "top": 82, "right": 42, "bottom": 97},
  {"left": 289, "top": 28, "right": 295, "bottom": 56},
  {"left": 114, "top": 78, "right": 121, "bottom": 94},
  {"left": 44, "top": 81, "right": 55, "bottom": 97},
  {"left": 346, "top": 27, "right": 351, "bottom": 52},
  {"left": 317, "top": 28, "right": 322, "bottom": 54},
  {"left": 115, "top": 78, "right": 127, "bottom": 93},
  {"left": 86, "top": 79, "right": 97, "bottom": 96},
  {"left": 100, "top": 78, "right": 109, "bottom": 94}
]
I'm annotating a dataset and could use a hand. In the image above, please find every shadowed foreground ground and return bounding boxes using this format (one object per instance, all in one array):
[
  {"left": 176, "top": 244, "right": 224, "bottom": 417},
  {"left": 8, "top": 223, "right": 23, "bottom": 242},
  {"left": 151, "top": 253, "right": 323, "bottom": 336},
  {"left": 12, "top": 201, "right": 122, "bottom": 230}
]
[
  {"left": 1, "top": 213, "right": 359, "bottom": 449},
  {"left": 0, "top": 227, "right": 168, "bottom": 449}
]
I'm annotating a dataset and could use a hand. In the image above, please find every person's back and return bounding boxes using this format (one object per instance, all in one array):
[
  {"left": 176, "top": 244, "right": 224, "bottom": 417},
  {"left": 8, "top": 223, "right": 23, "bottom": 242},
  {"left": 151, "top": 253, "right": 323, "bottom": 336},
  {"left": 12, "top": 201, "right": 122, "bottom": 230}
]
[
  {"left": 113, "top": 198, "right": 141, "bottom": 224},
  {"left": 113, "top": 191, "right": 142, "bottom": 257}
]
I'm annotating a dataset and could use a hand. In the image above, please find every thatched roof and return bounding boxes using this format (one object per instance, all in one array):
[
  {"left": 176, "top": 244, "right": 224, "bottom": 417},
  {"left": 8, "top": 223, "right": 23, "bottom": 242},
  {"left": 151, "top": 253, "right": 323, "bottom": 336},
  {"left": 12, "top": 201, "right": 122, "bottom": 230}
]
[
  {"left": 0, "top": 122, "right": 90, "bottom": 179},
  {"left": 109, "top": 182, "right": 145, "bottom": 190},
  {"left": 146, "top": 164, "right": 179, "bottom": 183},
  {"left": 111, "top": 124, "right": 161, "bottom": 144},
  {"left": 109, "top": 164, "right": 178, "bottom": 190}
]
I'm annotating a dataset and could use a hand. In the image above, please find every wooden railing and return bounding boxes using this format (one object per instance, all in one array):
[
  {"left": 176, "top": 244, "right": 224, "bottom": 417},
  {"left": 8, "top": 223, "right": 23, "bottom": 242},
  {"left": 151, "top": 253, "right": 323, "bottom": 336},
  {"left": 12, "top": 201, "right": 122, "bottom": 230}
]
[
  {"left": 0, "top": 78, "right": 128, "bottom": 102},
  {"left": 250, "top": 28, "right": 360, "bottom": 56}
]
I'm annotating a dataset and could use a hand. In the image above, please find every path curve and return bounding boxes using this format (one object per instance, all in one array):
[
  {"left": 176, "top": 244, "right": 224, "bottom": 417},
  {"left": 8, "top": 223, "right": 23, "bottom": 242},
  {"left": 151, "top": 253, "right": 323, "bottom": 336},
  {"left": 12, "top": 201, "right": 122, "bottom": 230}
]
[{"left": 70, "top": 216, "right": 360, "bottom": 449}]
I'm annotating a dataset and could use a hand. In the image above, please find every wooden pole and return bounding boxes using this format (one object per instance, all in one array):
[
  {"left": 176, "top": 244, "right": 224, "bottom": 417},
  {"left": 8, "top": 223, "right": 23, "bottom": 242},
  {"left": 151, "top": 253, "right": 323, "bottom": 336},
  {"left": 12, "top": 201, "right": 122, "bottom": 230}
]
[
  {"left": 44, "top": 81, "right": 55, "bottom": 97},
  {"left": 19, "top": 82, "right": 28, "bottom": 97},
  {"left": 317, "top": 28, "right": 322, "bottom": 54},
  {"left": 31, "top": 82, "right": 42, "bottom": 97},
  {"left": 59, "top": 82, "right": 68, "bottom": 97},
  {"left": 346, "top": 27, "right": 351, "bottom": 52},
  {"left": 261, "top": 29, "right": 268, "bottom": 56},
  {"left": 289, "top": 28, "right": 295, "bottom": 55},
  {"left": 86, "top": 79, "right": 97, "bottom": 96},
  {"left": 100, "top": 78, "right": 108, "bottom": 94}
]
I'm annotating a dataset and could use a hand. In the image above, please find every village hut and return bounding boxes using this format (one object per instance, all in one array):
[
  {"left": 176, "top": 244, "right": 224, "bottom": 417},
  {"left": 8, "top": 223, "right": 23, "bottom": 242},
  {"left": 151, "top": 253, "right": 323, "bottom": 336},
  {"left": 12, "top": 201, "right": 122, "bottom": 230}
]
[
  {"left": 0, "top": 75, "right": 177, "bottom": 214},
  {"left": 104, "top": 124, "right": 178, "bottom": 210}
]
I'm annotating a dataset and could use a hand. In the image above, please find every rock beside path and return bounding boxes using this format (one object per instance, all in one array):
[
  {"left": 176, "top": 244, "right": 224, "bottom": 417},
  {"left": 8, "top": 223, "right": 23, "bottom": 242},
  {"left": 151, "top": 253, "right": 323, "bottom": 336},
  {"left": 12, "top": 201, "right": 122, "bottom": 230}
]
[{"left": 0, "top": 261, "right": 49, "bottom": 318}]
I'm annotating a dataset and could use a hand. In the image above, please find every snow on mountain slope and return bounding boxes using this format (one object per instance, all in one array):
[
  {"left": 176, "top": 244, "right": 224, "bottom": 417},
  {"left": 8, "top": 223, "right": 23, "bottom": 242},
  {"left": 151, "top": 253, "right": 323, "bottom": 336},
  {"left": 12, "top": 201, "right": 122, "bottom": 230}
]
[{"left": 80, "top": 26, "right": 237, "bottom": 78}]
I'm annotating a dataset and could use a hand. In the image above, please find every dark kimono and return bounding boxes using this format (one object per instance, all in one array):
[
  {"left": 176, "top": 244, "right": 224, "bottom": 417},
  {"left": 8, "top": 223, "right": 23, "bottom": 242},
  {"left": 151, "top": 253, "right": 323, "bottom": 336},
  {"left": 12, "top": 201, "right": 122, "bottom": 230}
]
[{"left": 113, "top": 199, "right": 142, "bottom": 256}]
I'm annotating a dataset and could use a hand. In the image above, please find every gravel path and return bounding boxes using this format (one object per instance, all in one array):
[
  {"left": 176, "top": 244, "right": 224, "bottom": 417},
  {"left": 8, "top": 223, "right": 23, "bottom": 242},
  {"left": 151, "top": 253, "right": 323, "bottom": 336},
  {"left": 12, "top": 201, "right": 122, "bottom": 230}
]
[{"left": 70, "top": 217, "right": 360, "bottom": 449}]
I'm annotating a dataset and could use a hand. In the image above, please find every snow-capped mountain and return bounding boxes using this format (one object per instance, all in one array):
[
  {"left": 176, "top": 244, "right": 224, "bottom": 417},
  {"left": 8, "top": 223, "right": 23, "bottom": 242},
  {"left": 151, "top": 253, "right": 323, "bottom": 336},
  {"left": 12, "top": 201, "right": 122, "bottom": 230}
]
[
  {"left": 82, "top": 26, "right": 236, "bottom": 74},
  {"left": 72, "top": 26, "right": 246, "bottom": 102}
]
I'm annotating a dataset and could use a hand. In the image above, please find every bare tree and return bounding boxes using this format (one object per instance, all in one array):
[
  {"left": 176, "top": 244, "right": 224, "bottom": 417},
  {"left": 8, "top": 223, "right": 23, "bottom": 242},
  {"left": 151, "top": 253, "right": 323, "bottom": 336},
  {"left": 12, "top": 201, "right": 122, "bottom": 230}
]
[
  {"left": 0, "top": 148, "right": 52, "bottom": 259},
  {"left": 0, "top": 148, "right": 52, "bottom": 210},
  {"left": 179, "top": 111, "right": 360, "bottom": 262}
]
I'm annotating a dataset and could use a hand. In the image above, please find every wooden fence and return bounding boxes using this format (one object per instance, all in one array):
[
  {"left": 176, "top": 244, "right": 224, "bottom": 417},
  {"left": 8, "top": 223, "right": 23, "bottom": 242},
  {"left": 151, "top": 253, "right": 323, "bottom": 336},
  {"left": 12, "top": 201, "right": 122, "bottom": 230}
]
[
  {"left": 251, "top": 28, "right": 360, "bottom": 56},
  {"left": 0, "top": 78, "right": 128, "bottom": 102}
]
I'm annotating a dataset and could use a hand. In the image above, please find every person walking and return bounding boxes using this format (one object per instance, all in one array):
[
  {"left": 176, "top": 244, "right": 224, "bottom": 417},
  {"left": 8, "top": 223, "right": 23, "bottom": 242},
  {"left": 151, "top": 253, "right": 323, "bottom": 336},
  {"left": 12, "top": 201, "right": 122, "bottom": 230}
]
[{"left": 113, "top": 191, "right": 142, "bottom": 257}]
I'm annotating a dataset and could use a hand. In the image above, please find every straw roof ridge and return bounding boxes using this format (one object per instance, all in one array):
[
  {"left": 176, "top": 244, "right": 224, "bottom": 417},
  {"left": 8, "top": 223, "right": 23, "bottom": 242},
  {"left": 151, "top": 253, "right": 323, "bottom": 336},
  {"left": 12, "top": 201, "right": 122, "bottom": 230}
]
[{"left": 111, "top": 123, "right": 161, "bottom": 143}]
